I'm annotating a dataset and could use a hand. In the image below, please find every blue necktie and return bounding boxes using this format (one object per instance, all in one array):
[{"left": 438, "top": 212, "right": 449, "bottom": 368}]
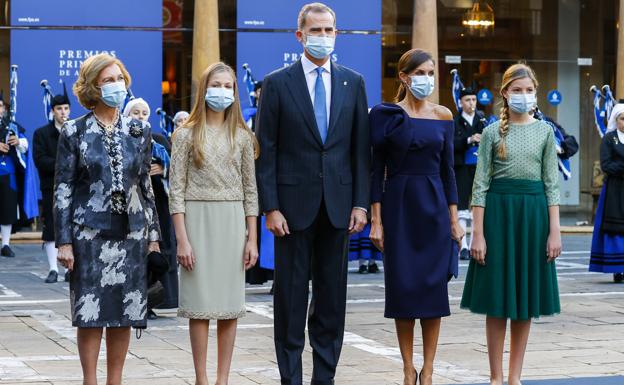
[{"left": 313, "top": 67, "right": 328, "bottom": 143}]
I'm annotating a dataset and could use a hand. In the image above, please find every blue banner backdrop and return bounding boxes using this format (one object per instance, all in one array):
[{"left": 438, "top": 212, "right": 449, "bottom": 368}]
[
  {"left": 237, "top": 0, "right": 381, "bottom": 31},
  {"left": 236, "top": 31, "right": 381, "bottom": 110},
  {"left": 11, "top": 0, "right": 161, "bottom": 27},
  {"left": 10, "top": 29, "right": 163, "bottom": 139}
]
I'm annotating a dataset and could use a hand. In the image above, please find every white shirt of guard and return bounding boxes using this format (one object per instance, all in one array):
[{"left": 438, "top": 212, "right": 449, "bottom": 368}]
[
  {"left": 301, "top": 53, "right": 331, "bottom": 127},
  {"left": 461, "top": 111, "right": 475, "bottom": 126}
]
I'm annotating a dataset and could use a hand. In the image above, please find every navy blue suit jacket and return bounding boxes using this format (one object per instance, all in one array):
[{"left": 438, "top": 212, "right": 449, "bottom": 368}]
[{"left": 256, "top": 59, "right": 370, "bottom": 230}]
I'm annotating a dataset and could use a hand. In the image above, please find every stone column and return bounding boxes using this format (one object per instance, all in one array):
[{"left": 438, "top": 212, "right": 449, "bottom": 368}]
[
  {"left": 411, "top": 0, "right": 439, "bottom": 102},
  {"left": 192, "top": 0, "right": 220, "bottom": 99},
  {"left": 617, "top": 1, "right": 624, "bottom": 96}
]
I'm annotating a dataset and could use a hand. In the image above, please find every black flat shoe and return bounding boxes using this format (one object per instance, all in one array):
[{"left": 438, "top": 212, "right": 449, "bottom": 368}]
[
  {"left": 64, "top": 271, "right": 71, "bottom": 282},
  {"left": 44, "top": 270, "right": 58, "bottom": 283},
  {"left": 614, "top": 273, "right": 624, "bottom": 283},
  {"left": 367, "top": 263, "right": 380, "bottom": 274},
  {"left": 1, "top": 245, "right": 15, "bottom": 258},
  {"left": 358, "top": 265, "right": 369, "bottom": 274}
]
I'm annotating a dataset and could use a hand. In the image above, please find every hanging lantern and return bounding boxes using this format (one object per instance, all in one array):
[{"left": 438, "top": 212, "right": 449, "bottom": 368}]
[{"left": 462, "top": 1, "right": 495, "bottom": 37}]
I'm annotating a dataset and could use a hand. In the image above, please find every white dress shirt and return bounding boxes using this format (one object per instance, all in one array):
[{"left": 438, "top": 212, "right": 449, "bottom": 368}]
[
  {"left": 301, "top": 54, "right": 331, "bottom": 127},
  {"left": 300, "top": 55, "right": 366, "bottom": 214},
  {"left": 461, "top": 111, "right": 475, "bottom": 126},
  {"left": 617, "top": 129, "right": 624, "bottom": 145}
]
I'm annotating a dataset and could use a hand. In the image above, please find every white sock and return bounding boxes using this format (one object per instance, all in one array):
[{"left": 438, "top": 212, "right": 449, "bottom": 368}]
[
  {"left": 45, "top": 242, "right": 59, "bottom": 272},
  {"left": 1, "top": 225, "right": 11, "bottom": 247}
]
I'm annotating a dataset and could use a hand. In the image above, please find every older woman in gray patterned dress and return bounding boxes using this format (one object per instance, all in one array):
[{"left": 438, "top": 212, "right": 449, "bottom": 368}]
[{"left": 55, "top": 53, "right": 160, "bottom": 385}]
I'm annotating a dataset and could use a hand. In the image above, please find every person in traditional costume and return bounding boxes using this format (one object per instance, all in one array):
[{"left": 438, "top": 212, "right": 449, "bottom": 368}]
[
  {"left": 453, "top": 87, "right": 487, "bottom": 260},
  {"left": 173, "top": 110, "right": 189, "bottom": 132},
  {"left": 589, "top": 102, "right": 624, "bottom": 283},
  {"left": 122, "top": 97, "right": 178, "bottom": 314},
  {"left": 0, "top": 91, "right": 29, "bottom": 258},
  {"left": 33, "top": 83, "right": 71, "bottom": 282}
]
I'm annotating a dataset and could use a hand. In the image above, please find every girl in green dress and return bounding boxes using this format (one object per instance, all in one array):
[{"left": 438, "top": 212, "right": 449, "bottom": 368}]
[{"left": 461, "top": 63, "right": 562, "bottom": 385}]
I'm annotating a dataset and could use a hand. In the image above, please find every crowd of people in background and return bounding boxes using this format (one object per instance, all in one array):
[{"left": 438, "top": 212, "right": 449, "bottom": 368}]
[{"left": 2, "top": 2, "right": 624, "bottom": 385}]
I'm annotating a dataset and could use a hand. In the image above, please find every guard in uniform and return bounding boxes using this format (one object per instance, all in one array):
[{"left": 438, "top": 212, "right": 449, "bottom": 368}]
[
  {"left": 453, "top": 88, "right": 487, "bottom": 260},
  {"left": 33, "top": 86, "right": 70, "bottom": 282}
]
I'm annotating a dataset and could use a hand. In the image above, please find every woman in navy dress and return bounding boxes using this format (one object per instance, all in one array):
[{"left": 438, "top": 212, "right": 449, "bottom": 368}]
[{"left": 369, "top": 49, "right": 463, "bottom": 385}]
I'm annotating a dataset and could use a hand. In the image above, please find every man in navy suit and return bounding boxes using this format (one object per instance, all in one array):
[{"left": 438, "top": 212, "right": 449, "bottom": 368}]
[{"left": 256, "top": 3, "right": 370, "bottom": 384}]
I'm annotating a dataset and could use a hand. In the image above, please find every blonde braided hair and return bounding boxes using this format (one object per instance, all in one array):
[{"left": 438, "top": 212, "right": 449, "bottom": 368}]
[
  {"left": 497, "top": 99, "right": 510, "bottom": 159},
  {"left": 497, "top": 63, "right": 538, "bottom": 159}
]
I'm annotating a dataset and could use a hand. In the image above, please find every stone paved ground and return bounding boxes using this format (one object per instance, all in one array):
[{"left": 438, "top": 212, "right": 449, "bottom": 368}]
[{"left": 0, "top": 234, "right": 623, "bottom": 384}]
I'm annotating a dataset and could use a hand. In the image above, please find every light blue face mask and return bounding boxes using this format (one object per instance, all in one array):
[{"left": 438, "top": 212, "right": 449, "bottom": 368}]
[
  {"left": 100, "top": 81, "right": 128, "bottom": 108},
  {"left": 305, "top": 35, "right": 335, "bottom": 59},
  {"left": 205, "top": 87, "right": 235, "bottom": 112},
  {"left": 508, "top": 93, "right": 537, "bottom": 114},
  {"left": 408, "top": 75, "right": 435, "bottom": 99}
]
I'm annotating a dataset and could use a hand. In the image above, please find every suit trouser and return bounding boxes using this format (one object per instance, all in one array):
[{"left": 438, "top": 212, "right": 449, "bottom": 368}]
[{"left": 273, "top": 202, "right": 349, "bottom": 385}]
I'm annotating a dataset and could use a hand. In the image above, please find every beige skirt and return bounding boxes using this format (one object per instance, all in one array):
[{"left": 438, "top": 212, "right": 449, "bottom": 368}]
[{"left": 178, "top": 201, "right": 246, "bottom": 320}]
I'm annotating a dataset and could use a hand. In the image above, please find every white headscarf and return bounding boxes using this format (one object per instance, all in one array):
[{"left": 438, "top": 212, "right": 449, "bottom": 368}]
[
  {"left": 122, "top": 98, "right": 150, "bottom": 120},
  {"left": 173, "top": 111, "right": 189, "bottom": 125},
  {"left": 607, "top": 103, "right": 624, "bottom": 133}
]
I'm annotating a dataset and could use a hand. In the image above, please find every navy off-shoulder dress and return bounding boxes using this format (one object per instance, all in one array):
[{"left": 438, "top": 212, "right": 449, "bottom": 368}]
[{"left": 370, "top": 103, "right": 458, "bottom": 319}]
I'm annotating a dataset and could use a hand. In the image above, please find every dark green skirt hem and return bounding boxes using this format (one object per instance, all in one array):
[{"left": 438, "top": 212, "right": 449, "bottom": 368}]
[{"left": 459, "top": 304, "right": 560, "bottom": 321}]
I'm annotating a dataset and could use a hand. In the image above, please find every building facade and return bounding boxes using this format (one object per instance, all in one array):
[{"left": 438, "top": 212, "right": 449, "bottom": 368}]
[{"left": 1, "top": 0, "right": 621, "bottom": 214}]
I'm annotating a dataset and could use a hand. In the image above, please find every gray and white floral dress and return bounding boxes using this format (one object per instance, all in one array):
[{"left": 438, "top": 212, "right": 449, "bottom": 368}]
[{"left": 54, "top": 113, "right": 160, "bottom": 328}]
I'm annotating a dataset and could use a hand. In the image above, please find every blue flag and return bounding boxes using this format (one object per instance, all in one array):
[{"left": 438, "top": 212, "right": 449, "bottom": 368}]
[
  {"left": 242, "top": 63, "right": 257, "bottom": 107},
  {"left": 451, "top": 69, "right": 464, "bottom": 112},
  {"left": 151, "top": 138, "right": 171, "bottom": 194},
  {"left": 40, "top": 80, "right": 54, "bottom": 122},
  {"left": 546, "top": 119, "right": 572, "bottom": 180},
  {"left": 121, "top": 88, "right": 136, "bottom": 113},
  {"left": 157, "top": 109, "right": 174, "bottom": 139},
  {"left": 151, "top": 139, "right": 170, "bottom": 174},
  {"left": 591, "top": 86, "right": 607, "bottom": 137},
  {"left": 603, "top": 85, "right": 616, "bottom": 122},
  {"left": 535, "top": 108, "right": 572, "bottom": 180}
]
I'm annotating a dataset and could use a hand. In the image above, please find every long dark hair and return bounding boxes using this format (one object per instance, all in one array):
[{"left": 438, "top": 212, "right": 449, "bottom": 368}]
[{"left": 394, "top": 48, "right": 434, "bottom": 102}]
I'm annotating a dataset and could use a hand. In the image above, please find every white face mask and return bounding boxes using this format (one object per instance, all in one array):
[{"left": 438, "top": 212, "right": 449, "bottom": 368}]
[
  {"left": 508, "top": 93, "right": 537, "bottom": 114},
  {"left": 205, "top": 87, "right": 235, "bottom": 112},
  {"left": 100, "top": 81, "right": 127, "bottom": 108},
  {"left": 408, "top": 75, "right": 435, "bottom": 99},
  {"left": 304, "top": 35, "right": 335, "bottom": 59}
]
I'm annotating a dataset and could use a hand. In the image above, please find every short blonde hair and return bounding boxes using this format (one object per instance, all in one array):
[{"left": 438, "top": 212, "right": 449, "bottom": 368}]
[
  {"left": 297, "top": 2, "right": 336, "bottom": 30},
  {"left": 73, "top": 53, "right": 132, "bottom": 110}
]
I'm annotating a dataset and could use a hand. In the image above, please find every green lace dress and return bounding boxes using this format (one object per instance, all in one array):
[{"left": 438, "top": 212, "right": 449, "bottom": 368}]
[{"left": 460, "top": 119, "right": 561, "bottom": 320}]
